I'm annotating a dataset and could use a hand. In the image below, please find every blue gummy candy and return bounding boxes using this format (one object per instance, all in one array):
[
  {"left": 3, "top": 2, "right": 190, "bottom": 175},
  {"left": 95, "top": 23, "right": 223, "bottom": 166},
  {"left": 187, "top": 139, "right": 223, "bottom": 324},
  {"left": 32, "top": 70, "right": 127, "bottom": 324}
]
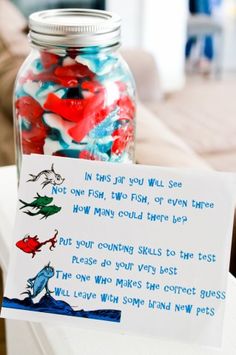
[
  {"left": 89, "top": 108, "right": 118, "bottom": 139},
  {"left": 78, "top": 53, "right": 118, "bottom": 76},
  {"left": 33, "top": 58, "right": 44, "bottom": 72},
  {"left": 15, "top": 86, "right": 27, "bottom": 99},
  {"left": 96, "top": 141, "right": 113, "bottom": 153},
  {"left": 21, "top": 118, "right": 31, "bottom": 131},
  {"left": 48, "top": 128, "right": 70, "bottom": 149}
]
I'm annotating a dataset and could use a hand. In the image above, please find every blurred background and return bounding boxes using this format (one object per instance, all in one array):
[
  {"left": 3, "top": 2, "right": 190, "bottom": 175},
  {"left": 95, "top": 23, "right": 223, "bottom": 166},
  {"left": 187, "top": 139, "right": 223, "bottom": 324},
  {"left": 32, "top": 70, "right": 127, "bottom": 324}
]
[
  {"left": 0, "top": 1, "right": 236, "bottom": 353},
  {"left": 1, "top": 0, "right": 236, "bottom": 173}
]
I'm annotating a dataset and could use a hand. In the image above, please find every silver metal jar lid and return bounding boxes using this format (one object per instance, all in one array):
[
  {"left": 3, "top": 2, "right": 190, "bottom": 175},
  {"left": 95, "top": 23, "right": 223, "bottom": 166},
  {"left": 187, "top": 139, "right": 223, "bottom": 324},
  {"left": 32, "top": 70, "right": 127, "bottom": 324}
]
[{"left": 29, "top": 9, "right": 121, "bottom": 48}]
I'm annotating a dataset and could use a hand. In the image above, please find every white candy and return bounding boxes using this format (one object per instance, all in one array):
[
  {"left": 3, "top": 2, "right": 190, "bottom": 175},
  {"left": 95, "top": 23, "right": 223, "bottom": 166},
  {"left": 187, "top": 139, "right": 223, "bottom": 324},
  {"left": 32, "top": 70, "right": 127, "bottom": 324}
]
[
  {"left": 75, "top": 55, "right": 95, "bottom": 73},
  {"left": 43, "top": 137, "right": 62, "bottom": 155},
  {"left": 97, "top": 136, "right": 113, "bottom": 145},
  {"left": 23, "top": 81, "right": 62, "bottom": 106},
  {"left": 43, "top": 113, "right": 75, "bottom": 145},
  {"left": 75, "top": 55, "right": 114, "bottom": 76},
  {"left": 104, "top": 81, "right": 120, "bottom": 107},
  {"left": 62, "top": 57, "right": 77, "bottom": 66},
  {"left": 23, "top": 81, "right": 43, "bottom": 105}
]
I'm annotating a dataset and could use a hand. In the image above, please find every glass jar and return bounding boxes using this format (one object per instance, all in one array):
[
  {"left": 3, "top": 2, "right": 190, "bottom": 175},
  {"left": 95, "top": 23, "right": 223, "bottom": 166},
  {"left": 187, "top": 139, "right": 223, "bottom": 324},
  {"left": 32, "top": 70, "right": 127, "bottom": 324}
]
[{"left": 14, "top": 9, "right": 136, "bottom": 172}]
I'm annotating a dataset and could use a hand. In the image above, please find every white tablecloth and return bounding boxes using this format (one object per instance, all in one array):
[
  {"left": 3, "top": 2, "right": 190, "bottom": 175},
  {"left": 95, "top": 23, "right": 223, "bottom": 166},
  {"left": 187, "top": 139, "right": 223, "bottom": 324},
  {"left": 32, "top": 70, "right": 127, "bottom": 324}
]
[{"left": 0, "top": 165, "right": 236, "bottom": 355}]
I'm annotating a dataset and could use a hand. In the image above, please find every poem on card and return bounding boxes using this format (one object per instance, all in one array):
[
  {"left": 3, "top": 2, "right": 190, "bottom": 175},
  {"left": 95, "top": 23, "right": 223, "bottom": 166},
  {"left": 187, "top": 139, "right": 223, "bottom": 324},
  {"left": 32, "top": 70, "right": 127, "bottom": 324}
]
[{"left": 1, "top": 155, "right": 235, "bottom": 347}]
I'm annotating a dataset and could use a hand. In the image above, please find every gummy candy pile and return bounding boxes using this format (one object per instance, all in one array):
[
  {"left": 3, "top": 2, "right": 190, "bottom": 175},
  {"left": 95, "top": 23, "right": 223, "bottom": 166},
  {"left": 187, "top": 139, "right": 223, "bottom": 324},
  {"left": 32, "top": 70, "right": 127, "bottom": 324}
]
[{"left": 15, "top": 49, "right": 135, "bottom": 163}]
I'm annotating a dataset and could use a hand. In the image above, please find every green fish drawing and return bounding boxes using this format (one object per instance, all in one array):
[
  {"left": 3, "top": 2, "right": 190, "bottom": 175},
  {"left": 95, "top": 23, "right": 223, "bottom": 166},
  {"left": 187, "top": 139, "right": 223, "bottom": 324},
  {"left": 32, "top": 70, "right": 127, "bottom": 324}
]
[
  {"left": 19, "top": 194, "right": 53, "bottom": 210},
  {"left": 24, "top": 205, "right": 61, "bottom": 219}
]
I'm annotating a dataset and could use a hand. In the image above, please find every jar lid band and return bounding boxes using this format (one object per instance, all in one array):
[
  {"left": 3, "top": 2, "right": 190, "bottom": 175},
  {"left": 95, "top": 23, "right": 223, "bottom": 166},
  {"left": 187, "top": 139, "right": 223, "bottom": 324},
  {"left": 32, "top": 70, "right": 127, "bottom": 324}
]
[{"left": 29, "top": 9, "right": 121, "bottom": 48}]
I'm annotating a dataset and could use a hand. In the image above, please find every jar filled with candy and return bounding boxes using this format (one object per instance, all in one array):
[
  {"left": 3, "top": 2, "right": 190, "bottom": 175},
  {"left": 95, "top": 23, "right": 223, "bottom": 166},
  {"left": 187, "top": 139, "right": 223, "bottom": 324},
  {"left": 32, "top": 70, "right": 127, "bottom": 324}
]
[{"left": 14, "top": 9, "right": 136, "bottom": 172}]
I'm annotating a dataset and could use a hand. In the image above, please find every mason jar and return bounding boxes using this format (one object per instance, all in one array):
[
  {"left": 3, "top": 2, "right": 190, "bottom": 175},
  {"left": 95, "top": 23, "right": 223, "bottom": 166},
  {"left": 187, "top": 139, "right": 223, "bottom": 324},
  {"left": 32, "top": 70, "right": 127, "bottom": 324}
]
[{"left": 14, "top": 9, "right": 136, "bottom": 172}]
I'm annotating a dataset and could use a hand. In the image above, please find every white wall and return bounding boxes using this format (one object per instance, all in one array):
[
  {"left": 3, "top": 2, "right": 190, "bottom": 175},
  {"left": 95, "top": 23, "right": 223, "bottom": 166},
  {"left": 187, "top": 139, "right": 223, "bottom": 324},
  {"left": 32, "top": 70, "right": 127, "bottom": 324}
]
[
  {"left": 222, "top": 0, "right": 236, "bottom": 70},
  {"left": 107, "top": 0, "right": 188, "bottom": 93},
  {"left": 106, "top": 0, "right": 143, "bottom": 48},
  {"left": 141, "top": 0, "right": 188, "bottom": 92}
]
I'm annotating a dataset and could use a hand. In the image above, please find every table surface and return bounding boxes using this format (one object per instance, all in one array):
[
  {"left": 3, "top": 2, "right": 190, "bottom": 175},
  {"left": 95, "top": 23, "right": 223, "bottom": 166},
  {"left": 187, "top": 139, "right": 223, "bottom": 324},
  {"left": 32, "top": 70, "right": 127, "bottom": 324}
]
[{"left": 0, "top": 165, "right": 236, "bottom": 355}]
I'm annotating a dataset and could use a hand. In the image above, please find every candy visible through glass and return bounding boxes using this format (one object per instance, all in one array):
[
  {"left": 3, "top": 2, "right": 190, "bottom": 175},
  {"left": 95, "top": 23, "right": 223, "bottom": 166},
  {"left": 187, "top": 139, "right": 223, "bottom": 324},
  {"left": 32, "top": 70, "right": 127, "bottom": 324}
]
[{"left": 15, "top": 47, "right": 136, "bottom": 164}]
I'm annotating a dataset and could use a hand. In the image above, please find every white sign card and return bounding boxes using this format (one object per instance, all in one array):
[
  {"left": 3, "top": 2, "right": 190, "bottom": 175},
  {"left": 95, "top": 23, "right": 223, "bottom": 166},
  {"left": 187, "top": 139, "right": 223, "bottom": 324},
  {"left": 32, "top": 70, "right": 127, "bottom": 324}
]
[{"left": 1, "top": 155, "right": 235, "bottom": 347}]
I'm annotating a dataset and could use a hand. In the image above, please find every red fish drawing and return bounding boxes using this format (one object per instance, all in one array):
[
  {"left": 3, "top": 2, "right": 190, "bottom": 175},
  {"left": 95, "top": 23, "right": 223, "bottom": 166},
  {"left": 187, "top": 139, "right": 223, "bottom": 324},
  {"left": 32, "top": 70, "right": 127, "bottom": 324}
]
[{"left": 16, "top": 230, "right": 58, "bottom": 258}]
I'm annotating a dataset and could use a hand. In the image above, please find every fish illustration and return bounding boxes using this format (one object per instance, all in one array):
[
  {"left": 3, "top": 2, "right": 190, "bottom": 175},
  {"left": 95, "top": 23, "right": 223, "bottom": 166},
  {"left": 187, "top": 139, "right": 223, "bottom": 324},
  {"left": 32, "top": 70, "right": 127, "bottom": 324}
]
[
  {"left": 24, "top": 205, "right": 61, "bottom": 219},
  {"left": 19, "top": 193, "right": 53, "bottom": 210},
  {"left": 16, "top": 230, "right": 58, "bottom": 258},
  {"left": 27, "top": 164, "right": 65, "bottom": 188},
  {"left": 22, "top": 262, "right": 54, "bottom": 299}
]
